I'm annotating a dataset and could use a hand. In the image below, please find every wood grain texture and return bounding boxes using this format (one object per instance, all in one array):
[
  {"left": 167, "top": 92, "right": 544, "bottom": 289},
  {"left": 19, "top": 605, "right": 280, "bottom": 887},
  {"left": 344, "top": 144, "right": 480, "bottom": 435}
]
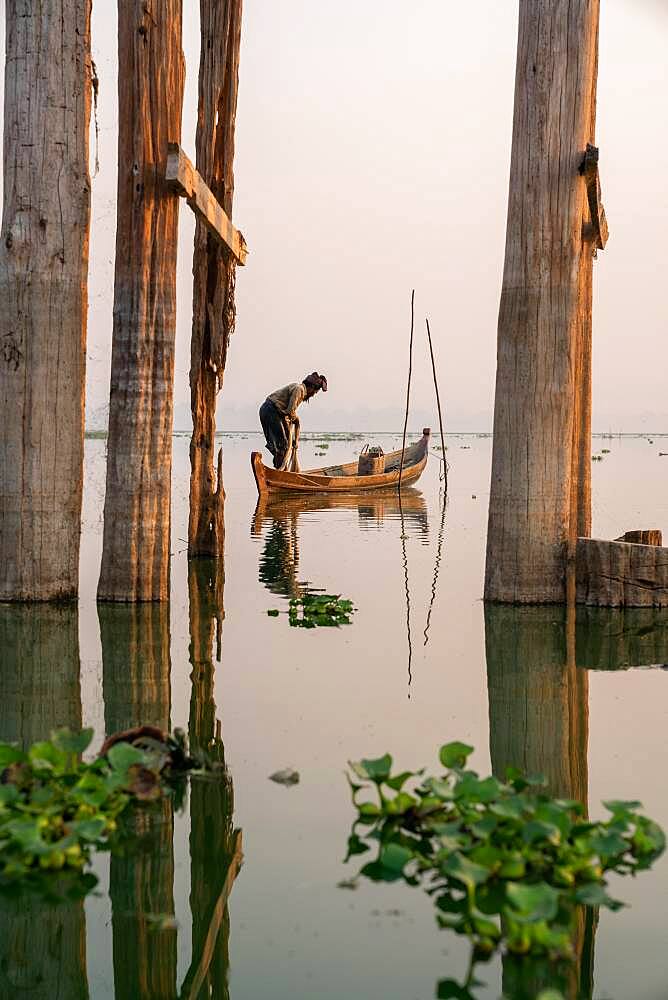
[
  {"left": 0, "top": 0, "right": 92, "bottom": 600},
  {"left": 166, "top": 143, "right": 247, "bottom": 263},
  {"left": 98, "top": 0, "right": 185, "bottom": 601},
  {"left": 576, "top": 537, "right": 668, "bottom": 607},
  {"left": 485, "top": 0, "right": 601, "bottom": 603},
  {"left": 615, "top": 529, "right": 662, "bottom": 546},
  {"left": 188, "top": 0, "right": 243, "bottom": 558}
]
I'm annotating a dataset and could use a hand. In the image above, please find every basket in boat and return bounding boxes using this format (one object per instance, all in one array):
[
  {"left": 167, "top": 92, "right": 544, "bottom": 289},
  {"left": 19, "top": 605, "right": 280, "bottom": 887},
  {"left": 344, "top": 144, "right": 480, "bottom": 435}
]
[{"left": 358, "top": 445, "right": 385, "bottom": 476}]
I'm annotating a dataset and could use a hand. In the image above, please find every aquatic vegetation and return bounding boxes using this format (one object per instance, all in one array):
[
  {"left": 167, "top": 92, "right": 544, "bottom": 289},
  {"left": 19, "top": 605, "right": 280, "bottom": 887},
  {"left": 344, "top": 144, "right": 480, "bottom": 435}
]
[
  {"left": 0, "top": 728, "right": 161, "bottom": 887},
  {"left": 344, "top": 742, "right": 664, "bottom": 965},
  {"left": 267, "top": 594, "right": 355, "bottom": 628},
  {"left": 0, "top": 727, "right": 221, "bottom": 892},
  {"left": 592, "top": 455, "right": 603, "bottom": 461}
]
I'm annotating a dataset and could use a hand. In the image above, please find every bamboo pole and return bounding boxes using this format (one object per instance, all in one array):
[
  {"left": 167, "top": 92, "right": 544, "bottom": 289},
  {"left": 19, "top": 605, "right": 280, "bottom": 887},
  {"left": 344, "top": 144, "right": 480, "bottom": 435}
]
[
  {"left": 425, "top": 317, "right": 447, "bottom": 487},
  {"left": 398, "top": 290, "right": 415, "bottom": 491}
]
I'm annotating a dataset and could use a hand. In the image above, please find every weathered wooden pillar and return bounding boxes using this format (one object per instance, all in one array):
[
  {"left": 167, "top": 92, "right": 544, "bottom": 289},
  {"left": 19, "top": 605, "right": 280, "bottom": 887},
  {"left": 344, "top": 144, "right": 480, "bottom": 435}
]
[
  {"left": 485, "top": 0, "right": 602, "bottom": 603},
  {"left": 99, "top": 602, "right": 177, "bottom": 999},
  {"left": 188, "top": 0, "right": 243, "bottom": 557},
  {"left": 0, "top": 605, "right": 89, "bottom": 999},
  {"left": 0, "top": 0, "right": 92, "bottom": 601},
  {"left": 98, "top": 0, "right": 185, "bottom": 601}
]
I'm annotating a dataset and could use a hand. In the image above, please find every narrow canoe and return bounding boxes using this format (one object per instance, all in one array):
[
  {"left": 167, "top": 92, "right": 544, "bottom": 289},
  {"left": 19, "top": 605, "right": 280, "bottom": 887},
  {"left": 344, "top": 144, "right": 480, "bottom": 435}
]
[{"left": 252, "top": 428, "right": 430, "bottom": 496}]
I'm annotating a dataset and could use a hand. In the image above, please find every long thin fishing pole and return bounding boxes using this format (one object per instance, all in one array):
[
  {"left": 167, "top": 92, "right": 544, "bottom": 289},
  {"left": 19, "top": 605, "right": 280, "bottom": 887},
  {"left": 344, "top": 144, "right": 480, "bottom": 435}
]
[
  {"left": 423, "top": 486, "right": 447, "bottom": 647},
  {"left": 425, "top": 317, "right": 447, "bottom": 487},
  {"left": 398, "top": 290, "right": 415, "bottom": 492}
]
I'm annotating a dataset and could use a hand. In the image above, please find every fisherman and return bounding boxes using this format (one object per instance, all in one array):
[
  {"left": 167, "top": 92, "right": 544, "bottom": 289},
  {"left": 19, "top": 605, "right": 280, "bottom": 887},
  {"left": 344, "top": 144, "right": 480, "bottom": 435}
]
[{"left": 259, "top": 372, "right": 328, "bottom": 469}]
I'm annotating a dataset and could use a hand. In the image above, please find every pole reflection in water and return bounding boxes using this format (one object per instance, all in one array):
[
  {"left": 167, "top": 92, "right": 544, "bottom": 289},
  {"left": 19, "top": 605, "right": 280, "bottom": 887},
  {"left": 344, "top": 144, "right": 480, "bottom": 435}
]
[
  {"left": 98, "top": 603, "right": 176, "bottom": 1000},
  {"left": 485, "top": 605, "right": 594, "bottom": 1000},
  {"left": 0, "top": 605, "right": 89, "bottom": 999},
  {"left": 183, "top": 558, "right": 240, "bottom": 1000}
]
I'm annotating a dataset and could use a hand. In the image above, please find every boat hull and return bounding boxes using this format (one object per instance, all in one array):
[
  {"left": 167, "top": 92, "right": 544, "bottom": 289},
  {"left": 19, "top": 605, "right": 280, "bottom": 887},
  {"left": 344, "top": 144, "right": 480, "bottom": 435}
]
[{"left": 251, "top": 430, "right": 430, "bottom": 496}]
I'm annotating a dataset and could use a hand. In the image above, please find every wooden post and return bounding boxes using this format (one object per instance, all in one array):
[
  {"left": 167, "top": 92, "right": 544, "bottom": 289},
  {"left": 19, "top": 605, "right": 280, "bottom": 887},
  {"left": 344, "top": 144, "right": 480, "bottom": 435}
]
[
  {"left": 485, "top": 0, "right": 602, "bottom": 603},
  {"left": 97, "top": 0, "right": 185, "bottom": 601},
  {"left": 0, "top": 605, "right": 89, "bottom": 999},
  {"left": 0, "top": 0, "right": 92, "bottom": 600},
  {"left": 188, "top": 0, "right": 243, "bottom": 558}
]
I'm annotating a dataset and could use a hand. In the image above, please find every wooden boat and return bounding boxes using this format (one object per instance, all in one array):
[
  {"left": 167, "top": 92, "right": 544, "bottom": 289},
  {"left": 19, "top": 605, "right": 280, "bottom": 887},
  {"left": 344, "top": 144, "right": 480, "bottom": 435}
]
[{"left": 251, "top": 428, "right": 431, "bottom": 496}]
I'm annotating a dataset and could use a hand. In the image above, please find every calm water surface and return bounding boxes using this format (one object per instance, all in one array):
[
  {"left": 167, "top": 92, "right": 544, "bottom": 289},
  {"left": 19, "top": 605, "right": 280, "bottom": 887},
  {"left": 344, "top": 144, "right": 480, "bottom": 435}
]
[{"left": 2, "top": 433, "right": 668, "bottom": 999}]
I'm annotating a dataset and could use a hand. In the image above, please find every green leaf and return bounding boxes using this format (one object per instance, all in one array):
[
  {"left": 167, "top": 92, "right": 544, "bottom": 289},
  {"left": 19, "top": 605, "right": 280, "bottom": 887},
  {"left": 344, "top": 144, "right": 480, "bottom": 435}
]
[
  {"left": 439, "top": 742, "right": 473, "bottom": 769},
  {"left": 266, "top": 609, "right": 279, "bottom": 616},
  {"left": 343, "top": 833, "right": 369, "bottom": 862},
  {"left": 506, "top": 882, "right": 559, "bottom": 923},
  {"left": 353, "top": 754, "right": 392, "bottom": 783},
  {"left": 437, "top": 979, "right": 476, "bottom": 999},
  {"left": 385, "top": 770, "right": 415, "bottom": 792},
  {"left": 385, "top": 792, "right": 416, "bottom": 815},
  {"left": 0, "top": 784, "right": 20, "bottom": 806},
  {"left": 441, "top": 851, "right": 490, "bottom": 889},
  {"left": 603, "top": 799, "right": 642, "bottom": 815},
  {"left": 28, "top": 741, "right": 67, "bottom": 771},
  {"left": 574, "top": 883, "right": 625, "bottom": 911},
  {"left": 107, "top": 742, "right": 146, "bottom": 773},
  {"left": 536, "top": 991, "right": 566, "bottom": 1000},
  {"left": 379, "top": 842, "right": 413, "bottom": 873},
  {"left": 51, "top": 728, "right": 94, "bottom": 755},
  {"left": 0, "top": 744, "right": 26, "bottom": 767},
  {"left": 70, "top": 817, "right": 107, "bottom": 843},
  {"left": 522, "top": 819, "right": 561, "bottom": 846},
  {"left": 588, "top": 830, "right": 628, "bottom": 858},
  {"left": 490, "top": 797, "right": 525, "bottom": 821}
]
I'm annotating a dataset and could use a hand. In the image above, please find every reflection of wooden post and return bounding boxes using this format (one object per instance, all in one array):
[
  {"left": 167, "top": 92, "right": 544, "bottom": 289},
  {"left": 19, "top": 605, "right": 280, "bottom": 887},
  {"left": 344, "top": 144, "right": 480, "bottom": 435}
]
[
  {"left": 485, "top": 605, "right": 587, "bottom": 801},
  {"left": 0, "top": 1, "right": 92, "bottom": 600},
  {"left": 99, "top": 603, "right": 177, "bottom": 1000},
  {"left": 185, "top": 558, "right": 236, "bottom": 999},
  {"left": 97, "top": 0, "right": 185, "bottom": 601},
  {"left": 485, "top": 604, "right": 594, "bottom": 999},
  {"left": 0, "top": 605, "right": 88, "bottom": 998},
  {"left": 188, "top": 0, "right": 243, "bottom": 557},
  {"left": 485, "top": 1, "right": 602, "bottom": 603}
]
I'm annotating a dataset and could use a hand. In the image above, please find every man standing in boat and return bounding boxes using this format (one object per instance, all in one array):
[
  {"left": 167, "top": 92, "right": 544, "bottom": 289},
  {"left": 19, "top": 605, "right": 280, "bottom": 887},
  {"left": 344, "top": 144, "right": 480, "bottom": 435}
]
[{"left": 259, "top": 372, "right": 328, "bottom": 469}]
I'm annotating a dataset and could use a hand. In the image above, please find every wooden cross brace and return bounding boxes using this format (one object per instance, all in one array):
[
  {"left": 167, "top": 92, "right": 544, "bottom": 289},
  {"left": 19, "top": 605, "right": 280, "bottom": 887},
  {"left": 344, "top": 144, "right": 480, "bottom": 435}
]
[
  {"left": 580, "top": 143, "right": 609, "bottom": 250},
  {"left": 166, "top": 142, "right": 248, "bottom": 265}
]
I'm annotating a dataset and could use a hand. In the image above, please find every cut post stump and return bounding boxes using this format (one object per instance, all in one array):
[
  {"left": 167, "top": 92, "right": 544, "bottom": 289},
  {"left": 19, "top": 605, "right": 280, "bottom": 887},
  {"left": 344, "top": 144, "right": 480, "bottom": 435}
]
[{"left": 576, "top": 537, "right": 668, "bottom": 607}]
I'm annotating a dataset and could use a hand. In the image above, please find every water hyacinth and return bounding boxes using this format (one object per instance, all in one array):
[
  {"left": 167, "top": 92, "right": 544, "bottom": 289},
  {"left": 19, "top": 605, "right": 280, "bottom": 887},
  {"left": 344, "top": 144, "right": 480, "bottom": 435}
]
[{"left": 344, "top": 742, "right": 665, "bottom": 963}]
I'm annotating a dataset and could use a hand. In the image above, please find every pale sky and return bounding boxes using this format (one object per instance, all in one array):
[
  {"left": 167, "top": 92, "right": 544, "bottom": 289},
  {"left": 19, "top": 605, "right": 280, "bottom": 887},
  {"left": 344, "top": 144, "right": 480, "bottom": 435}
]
[{"left": 2, "top": 1, "right": 667, "bottom": 431}]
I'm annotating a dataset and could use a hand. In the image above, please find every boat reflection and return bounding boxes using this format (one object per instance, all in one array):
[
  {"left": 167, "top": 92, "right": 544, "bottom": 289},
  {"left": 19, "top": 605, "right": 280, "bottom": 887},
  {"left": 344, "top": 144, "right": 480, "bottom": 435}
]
[
  {"left": 0, "top": 605, "right": 89, "bottom": 1000},
  {"left": 252, "top": 488, "right": 429, "bottom": 599}
]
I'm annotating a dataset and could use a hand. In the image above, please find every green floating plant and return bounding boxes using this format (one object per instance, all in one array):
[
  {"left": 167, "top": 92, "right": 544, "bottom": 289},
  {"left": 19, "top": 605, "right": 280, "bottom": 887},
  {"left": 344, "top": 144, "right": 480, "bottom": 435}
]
[
  {"left": 289, "top": 593, "right": 355, "bottom": 628},
  {"left": 0, "top": 728, "right": 178, "bottom": 892},
  {"left": 344, "top": 742, "right": 664, "bottom": 965}
]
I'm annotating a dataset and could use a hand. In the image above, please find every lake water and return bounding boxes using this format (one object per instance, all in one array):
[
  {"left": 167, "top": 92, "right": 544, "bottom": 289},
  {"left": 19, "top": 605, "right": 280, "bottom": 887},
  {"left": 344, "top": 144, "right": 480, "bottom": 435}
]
[{"left": 2, "top": 432, "right": 668, "bottom": 999}]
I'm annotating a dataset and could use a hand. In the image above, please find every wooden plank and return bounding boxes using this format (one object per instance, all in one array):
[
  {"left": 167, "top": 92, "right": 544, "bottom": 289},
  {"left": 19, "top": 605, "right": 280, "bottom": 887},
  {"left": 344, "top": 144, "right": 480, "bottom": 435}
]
[
  {"left": 576, "top": 537, "right": 668, "bottom": 607},
  {"left": 581, "top": 143, "right": 609, "bottom": 250},
  {"left": 166, "top": 143, "right": 247, "bottom": 264}
]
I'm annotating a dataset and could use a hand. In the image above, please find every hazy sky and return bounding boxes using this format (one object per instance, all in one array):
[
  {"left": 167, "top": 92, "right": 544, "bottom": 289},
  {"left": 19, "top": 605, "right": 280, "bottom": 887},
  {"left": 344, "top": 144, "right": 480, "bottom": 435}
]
[{"left": 2, "top": 1, "right": 667, "bottom": 431}]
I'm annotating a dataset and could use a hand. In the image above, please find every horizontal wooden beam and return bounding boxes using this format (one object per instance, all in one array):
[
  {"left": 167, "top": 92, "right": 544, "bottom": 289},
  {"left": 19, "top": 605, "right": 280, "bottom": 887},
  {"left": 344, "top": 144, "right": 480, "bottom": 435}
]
[
  {"left": 576, "top": 536, "right": 668, "bottom": 607},
  {"left": 166, "top": 142, "right": 247, "bottom": 264}
]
